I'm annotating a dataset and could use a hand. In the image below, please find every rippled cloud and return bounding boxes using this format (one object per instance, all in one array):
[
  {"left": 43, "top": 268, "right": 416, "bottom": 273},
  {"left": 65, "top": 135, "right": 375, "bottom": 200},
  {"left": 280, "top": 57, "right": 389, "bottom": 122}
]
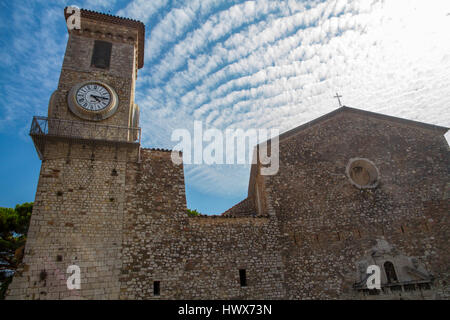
[
  {"left": 1, "top": 0, "right": 449, "bottom": 200},
  {"left": 118, "top": 0, "right": 450, "bottom": 197}
]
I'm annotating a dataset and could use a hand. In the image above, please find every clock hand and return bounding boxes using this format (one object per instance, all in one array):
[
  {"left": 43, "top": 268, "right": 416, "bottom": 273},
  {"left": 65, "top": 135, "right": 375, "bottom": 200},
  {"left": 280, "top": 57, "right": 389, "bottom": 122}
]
[
  {"left": 91, "top": 95, "right": 101, "bottom": 102},
  {"left": 92, "top": 95, "right": 109, "bottom": 100}
]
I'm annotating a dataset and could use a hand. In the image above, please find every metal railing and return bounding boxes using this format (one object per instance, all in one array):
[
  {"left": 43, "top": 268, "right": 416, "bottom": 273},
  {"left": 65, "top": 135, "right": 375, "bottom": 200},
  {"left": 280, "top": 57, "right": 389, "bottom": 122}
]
[
  {"left": 30, "top": 116, "right": 141, "bottom": 161},
  {"left": 30, "top": 116, "right": 141, "bottom": 143}
]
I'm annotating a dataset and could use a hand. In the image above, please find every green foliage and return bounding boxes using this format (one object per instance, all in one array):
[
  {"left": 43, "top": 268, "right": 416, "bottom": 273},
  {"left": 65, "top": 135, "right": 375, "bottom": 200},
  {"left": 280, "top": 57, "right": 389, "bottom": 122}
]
[
  {"left": 0, "top": 202, "right": 33, "bottom": 299},
  {"left": 0, "top": 202, "right": 32, "bottom": 236},
  {"left": 186, "top": 208, "right": 201, "bottom": 217}
]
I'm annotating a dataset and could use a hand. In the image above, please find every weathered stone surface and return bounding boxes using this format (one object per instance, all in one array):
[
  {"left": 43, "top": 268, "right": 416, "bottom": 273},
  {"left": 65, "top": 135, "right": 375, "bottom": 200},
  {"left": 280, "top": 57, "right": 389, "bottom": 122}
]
[
  {"left": 119, "top": 149, "right": 285, "bottom": 299},
  {"left": 247, "top": 108, "right": 449, "bottom": 300},
  {"left": 6, "top": 8, "right": 449, "bottom": 300}
]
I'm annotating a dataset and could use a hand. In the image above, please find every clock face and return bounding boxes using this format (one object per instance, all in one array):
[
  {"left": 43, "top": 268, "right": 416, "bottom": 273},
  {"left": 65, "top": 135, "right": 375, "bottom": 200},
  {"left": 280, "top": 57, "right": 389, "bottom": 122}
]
[
  {"left": 75, "top": 83, "right": 111, "bottom": 111},
  {"left": 68, "top": 81, "right": 119, "bottom": 121}
]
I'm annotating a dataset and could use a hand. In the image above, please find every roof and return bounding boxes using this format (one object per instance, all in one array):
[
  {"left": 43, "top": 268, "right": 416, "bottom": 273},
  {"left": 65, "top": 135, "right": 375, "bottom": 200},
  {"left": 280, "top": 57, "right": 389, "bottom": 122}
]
[
  {"left": 64, "top": 7, "right": 145, "bottom": 69},
  {"left": 261, "top": 106, "right": 448, "bottom": 148}
]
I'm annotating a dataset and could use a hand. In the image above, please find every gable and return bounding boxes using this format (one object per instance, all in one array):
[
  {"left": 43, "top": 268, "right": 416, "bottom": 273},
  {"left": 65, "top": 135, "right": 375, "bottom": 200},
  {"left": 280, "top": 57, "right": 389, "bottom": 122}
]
[
  {"left": 248, "top": 106, "right": 449, "bottom": 197},
  {"left": 275, "top": 106, "right": 448, "bottom": 146}
]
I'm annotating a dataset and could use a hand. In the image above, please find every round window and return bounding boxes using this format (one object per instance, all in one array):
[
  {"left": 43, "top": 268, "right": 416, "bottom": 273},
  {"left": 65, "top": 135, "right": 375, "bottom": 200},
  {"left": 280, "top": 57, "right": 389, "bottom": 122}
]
[{"left": 346, "top": 158, "right": 379, "bottom": 189}]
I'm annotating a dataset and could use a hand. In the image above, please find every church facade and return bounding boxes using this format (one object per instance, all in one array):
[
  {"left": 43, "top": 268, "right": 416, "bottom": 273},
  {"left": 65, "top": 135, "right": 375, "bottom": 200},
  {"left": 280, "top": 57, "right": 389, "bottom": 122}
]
[{"left": 6, "top": 8, "right": 449, "bottom": 300}]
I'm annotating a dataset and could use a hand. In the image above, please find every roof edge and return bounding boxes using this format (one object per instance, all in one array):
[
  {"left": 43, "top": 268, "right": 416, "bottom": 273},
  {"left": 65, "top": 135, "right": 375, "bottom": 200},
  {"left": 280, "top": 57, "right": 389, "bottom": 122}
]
[
  {"left": 248, "top": 105, "right": 449, "bottom": 197},
  {"left": 341, "top": 106, "right": 448, "bottom": 132},
  {"left": 262, "top": 106, "right": 449, "bottom": 147}
]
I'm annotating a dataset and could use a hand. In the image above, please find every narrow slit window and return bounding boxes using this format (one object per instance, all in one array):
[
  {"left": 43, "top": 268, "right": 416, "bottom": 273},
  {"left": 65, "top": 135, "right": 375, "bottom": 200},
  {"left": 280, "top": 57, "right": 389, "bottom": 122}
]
[
  {"left": 91, "top": 40, "right": 112, "bottom": 69},
  {"left": 384, "top": 261, "right": 398, "bottom": 284},
  {"left": 239, "top": 269, "right": 247, "bottom": 287},
  {"left": 153, "top": 281, "right": 160, "bottom": 296}
]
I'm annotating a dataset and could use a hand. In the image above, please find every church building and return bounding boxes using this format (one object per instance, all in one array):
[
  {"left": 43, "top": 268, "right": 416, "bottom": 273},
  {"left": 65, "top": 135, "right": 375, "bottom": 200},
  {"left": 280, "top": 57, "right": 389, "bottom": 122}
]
[{"left": 6, "top": 8, "right": 449, "bottom": 300}]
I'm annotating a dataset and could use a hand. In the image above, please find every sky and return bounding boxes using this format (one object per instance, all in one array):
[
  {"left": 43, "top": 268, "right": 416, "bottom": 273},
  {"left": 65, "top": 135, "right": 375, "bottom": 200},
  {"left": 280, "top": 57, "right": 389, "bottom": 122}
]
[{"left": 0, "top": 0, "right": 449, "bottom": 214}]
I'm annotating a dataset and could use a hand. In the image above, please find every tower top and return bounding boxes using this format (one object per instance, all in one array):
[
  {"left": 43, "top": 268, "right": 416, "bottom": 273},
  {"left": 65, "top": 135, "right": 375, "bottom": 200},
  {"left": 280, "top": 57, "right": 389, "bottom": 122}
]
[{"left": 64, "top": 7, "right": 145, "bottom": 69}]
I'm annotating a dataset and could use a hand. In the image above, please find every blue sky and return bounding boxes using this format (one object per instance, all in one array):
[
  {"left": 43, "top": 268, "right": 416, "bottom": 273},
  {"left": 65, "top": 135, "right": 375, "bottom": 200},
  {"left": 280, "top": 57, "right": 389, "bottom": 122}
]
[{"left": 0, "top": 0, "right": 449, "bottom": 214}]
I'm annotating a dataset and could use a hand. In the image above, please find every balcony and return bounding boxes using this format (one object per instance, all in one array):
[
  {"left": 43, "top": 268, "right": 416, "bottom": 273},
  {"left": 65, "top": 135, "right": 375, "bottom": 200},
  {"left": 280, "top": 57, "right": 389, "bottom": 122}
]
[{"left": 30, "top": 116, "right": 141, "bottom": 160}]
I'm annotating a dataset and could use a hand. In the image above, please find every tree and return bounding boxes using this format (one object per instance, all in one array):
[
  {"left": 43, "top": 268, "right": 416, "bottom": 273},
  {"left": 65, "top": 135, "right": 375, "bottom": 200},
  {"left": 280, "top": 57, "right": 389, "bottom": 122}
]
[
  {"left": 186, "top": 208, "right": 201, "bottom": 217},
  {"left": 0, "top": 202, "right": 33, "bottom": 299}
]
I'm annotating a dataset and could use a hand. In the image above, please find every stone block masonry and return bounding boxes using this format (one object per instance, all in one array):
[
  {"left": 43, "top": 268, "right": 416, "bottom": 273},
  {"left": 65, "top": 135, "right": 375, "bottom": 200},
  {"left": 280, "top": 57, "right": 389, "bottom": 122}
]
[
  {"left": 260, "top": 109, "right": 449, "bottom": 299},
  {"left": 7, "top": 141, "right": 135, "bottom": 299},
  {"left": 7, "top": 110, "right": 449, "bottom": 300},
  {"left": 6, "top": 8, "right": 449, "bottom": 300},
  {"left": 119, "top": 149, "right": 286, "bottom": 299},
  {"left": 7, "top": 145, "right": 286, "bottom": 300}
]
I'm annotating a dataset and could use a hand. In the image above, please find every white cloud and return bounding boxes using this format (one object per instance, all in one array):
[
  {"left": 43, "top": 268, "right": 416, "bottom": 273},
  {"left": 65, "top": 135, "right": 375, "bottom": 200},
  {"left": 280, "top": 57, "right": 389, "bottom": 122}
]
[
  {"left": 82, "top": 0, "right": 116, "bottom": 10},
  {"left": 131, "top": 0, "right": 450, "bottom": 200},
  {"left": 2, "top": 0, "right": 449, "bottom": 202},
  {"left": 0, "top": 2, "right": 65, "bottom": 130},
  {"left": 117, "top": 0, "right": 168, "bottom": 22}
]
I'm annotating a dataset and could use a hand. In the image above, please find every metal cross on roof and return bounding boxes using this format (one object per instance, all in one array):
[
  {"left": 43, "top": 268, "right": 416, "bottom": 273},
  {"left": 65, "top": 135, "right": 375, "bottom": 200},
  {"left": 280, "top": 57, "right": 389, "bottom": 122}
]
[{"left": 334, "top": 93, "right": 343, "bottom": 107}]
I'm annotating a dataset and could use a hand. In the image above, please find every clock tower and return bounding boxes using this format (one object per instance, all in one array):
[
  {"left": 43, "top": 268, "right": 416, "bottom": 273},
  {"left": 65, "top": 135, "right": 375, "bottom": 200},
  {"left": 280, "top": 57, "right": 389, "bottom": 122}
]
[
  {"left": 6, "top": 8, "right": 146, "bottom": 299},
  {"left": 48, "top": 8, "right": 144, "bottom": 139}
]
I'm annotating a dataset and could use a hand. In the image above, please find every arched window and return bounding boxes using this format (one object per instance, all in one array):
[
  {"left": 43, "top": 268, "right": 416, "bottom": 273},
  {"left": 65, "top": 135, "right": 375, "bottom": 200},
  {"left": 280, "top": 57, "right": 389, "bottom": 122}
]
[{"left": 384, "top": 261, "right": 398, "bottom": 284}]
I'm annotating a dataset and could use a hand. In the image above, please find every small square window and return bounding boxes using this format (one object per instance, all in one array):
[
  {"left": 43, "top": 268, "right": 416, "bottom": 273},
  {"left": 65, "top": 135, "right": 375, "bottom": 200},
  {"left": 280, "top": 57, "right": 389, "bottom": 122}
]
[{"left": 239, "top": 269, "right": 247, "bottom": 287}]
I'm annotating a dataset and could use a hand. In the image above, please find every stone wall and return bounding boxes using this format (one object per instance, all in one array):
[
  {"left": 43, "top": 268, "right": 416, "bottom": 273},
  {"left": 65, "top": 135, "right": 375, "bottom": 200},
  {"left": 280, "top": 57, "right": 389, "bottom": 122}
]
[
  {"left": 6, "top": 141, "right": 138, "bottom": 299},
  {"left": 119, "top": 149, "right": 285, "bottom": 299},
  {"left": 6, "top": 145, "right": 288, "bottom": 300},
  {"left": 8, "top": 108, "right": 448, "bottom": 300},
  {"left": 221, "top": 198, "right": 256, "bottom": 217},
  {"left": 261, "top": 110, "right": 449, "bottom": 299}
]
